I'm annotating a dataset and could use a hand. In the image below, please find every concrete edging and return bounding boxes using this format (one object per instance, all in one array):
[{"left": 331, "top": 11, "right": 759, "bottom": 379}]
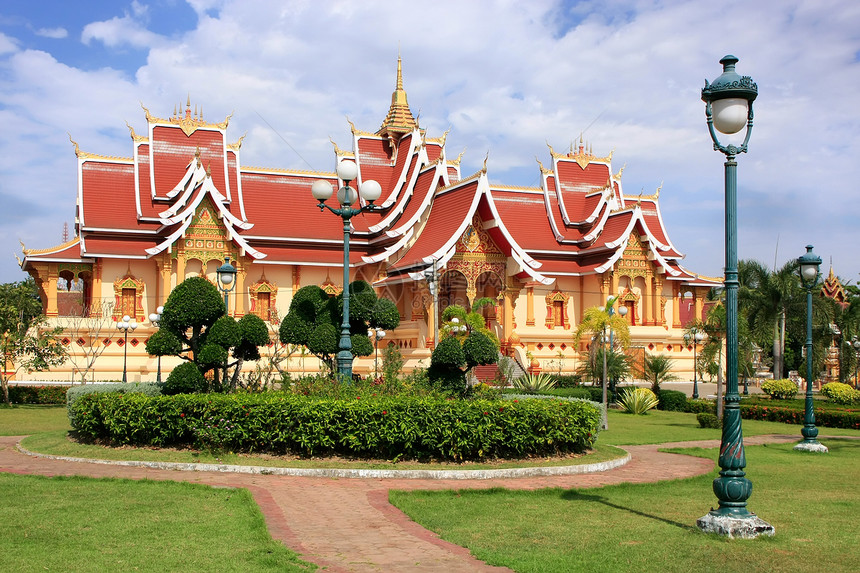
[{"left": 16, "top": 441, "right": 631, "bottom": 480}]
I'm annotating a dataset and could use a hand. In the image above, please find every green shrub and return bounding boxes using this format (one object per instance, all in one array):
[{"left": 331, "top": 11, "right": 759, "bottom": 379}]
[
  {"left": 540, "top": 387, "right": 593, "bottom": 400},
  {"left": 511, "top": 373, "right": 556, "bottom": 394},
  {"left": 761, "top": 378, "right": 798, "bottom": 400},
  {"left": 617, "top": 387, "right": 659, "bottom": 415},
  {"left": 697, "top": 412, "right": 720, "bottom": 428},
  {"left": 163, "top": 362, "right": 207, "bottom": 395},
  {"left": 686, "top": 399, "right": 716, "bottom": 414},
  {"left": 6, "top": 385, "right": 69, "bottom": 404},
  {"left": 66, "top": 382, "right": 162, "bottom": 427},
  {"left": 552, "top": 375, "right": 581, "bottom": 389},
  {"left": 821, "top": 382, "right": 860, "bottom": 405},
  {"left": 657, "top": 389, "right": 687, "bottom": 412},
  {"left": 70, "top": 393, "right": 602, "bottom": 461}
]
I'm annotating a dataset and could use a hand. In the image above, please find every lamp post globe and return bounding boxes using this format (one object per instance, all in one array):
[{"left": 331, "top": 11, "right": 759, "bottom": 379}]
[
  {"left": 795, "top": 245, "right": 828, "bottom": 453},
  {"left": 696, "top": 55, "right": 773, "bottom": 538},
  {"left": 216, "top": 257, "right": 237, "bottom": 315},
  {"left": 312, "top": 160, "right": 382, "bottom": 381}
]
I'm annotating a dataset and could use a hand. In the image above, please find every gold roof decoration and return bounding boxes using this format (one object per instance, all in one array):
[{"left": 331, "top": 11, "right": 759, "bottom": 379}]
[
  {"left": 613, "top": 164, "right": 626, "bottom": 181},
  {"left": 447, "top": 149, "right": 466, "bottom": 167},
  {"left": 346, "top": 117, "right": 376, "bottom": 137},
  {"left": 629, "top": 181, "right": 662, "bottom": 202},
  {"left": 535, "top": 157, "right": 552, "bottom": 175},
  {"left": 21, "top": 236, "right": 80, "bottom": 256},
  {"left": 126, "top": 122, "right": 147, "bottom": 143},
  {"left": 329, "top": 137, "right": 355, "bottom": 159},
  {"left": 376, "top": 56, "right": 418, "bottom": 144},
  {"left": 141, "top": 97, "right": 232, "bottom": 136},
  {"left": 425, "top": 128, "right": 450, "bottom": 147},
  {"left": 481, "top": 151, "right": 489, "bottom": 174},
  {"left": 68, "top": 133, "right": 131, "bottom": 162},
  {"left": 227, "top": 134, "right": 246, "bottom": 152},
  {"left": 822, "top": 267, "right": 847, "bottom": 304},
  {"left": 548, "top": 136, "right": 613, "bottom": 169}
]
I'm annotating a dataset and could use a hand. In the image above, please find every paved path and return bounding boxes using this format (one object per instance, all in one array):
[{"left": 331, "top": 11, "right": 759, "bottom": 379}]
[{"left": 0, "top": 434, "right": 801, "bottom": 572}]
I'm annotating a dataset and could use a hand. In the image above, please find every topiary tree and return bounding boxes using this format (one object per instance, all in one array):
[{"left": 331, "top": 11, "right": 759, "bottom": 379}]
[
  {"left": 279, "top": 280, "right": 400, "bottom": 376},
  {"left": 428, "top": 302, "right": 499, "bottom": 394},
  {"left": 146, "top": 276, "right": 271, "bottom": 392}
]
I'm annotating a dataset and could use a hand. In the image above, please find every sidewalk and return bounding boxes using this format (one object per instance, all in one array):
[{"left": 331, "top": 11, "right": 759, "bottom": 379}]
[{"left": 0, "top": 434, "right": 798, "bottom": 572}]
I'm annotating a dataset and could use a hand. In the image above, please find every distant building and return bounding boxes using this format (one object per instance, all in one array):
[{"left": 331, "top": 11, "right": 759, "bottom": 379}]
[{"left": 20, "top": 59, "right": 719, "bottom": 382}]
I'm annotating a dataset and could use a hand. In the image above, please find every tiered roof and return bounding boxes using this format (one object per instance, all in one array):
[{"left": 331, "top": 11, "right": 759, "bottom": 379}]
[{"left": 22, "top": 61, "right": 718, "bottom": 291}]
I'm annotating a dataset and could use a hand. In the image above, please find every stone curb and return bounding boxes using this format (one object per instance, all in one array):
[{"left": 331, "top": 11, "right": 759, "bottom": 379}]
[{"left": 16, "top": 441, "right": 631, "bottom": 480}]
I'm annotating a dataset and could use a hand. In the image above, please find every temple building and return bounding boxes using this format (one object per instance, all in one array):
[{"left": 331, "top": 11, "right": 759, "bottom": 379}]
[{"left": 20, "top": 59, "right": 720, "bottom": 382}]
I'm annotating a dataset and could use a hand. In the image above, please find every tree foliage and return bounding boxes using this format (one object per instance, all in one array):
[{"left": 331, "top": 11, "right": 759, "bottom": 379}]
[
  {"left": 428, "top": 302, "right": 500, "bottom": 394},
  {"left": 148, "top": 276, "right": 269, "bottom": 392},
  {"left": 641, "top": 353, "right": 678, "bottom": 393},
  {"left": 278, "top": 280, "right": 400, "bottom": 375},
  {"left": 0, "top": 278, "right": 66, "bottom": 405}
]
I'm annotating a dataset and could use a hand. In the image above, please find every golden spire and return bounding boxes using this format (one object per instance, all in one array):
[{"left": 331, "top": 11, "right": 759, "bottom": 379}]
[{"left": 377, "top": 55, "right": 418, "bottom": 143}]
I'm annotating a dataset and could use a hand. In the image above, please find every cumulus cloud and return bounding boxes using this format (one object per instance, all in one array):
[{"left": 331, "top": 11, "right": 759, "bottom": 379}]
[
  {"left": 0, "top": 0, "right": 859, "bottom": 283},
  {"left": 35, "top": 27, "right": 68, "bottom": 39}
]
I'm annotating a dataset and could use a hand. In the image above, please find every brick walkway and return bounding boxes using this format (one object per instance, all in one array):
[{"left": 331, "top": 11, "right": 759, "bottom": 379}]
[{"left": 0, "top": 434, "right": 800, "bottom": 572}]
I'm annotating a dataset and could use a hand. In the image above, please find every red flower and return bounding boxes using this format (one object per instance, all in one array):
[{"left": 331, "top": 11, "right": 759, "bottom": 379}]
[
  {"left": 483, "top": 411, "right": 489, "bottom": 415},
  {"left": 499, "top": 407, "right": 504, "bottom": 412},
  {"left": 382, "top": 411, "right": 387, "bottom": 415},
  {"left": 356, "top": 396, "right": 361, "bottom": 400},
  {"left": 513, "top": 399, "right": 519, "bottom": 403},
  {"left": 180, "top": 413, "right": 185, "bottom": 418}
]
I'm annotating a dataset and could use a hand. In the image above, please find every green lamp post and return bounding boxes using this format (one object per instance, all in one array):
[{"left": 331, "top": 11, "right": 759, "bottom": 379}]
[
  {"left": 216, "top": 256, "right": 237, "bottom": 315},
  {"left": 696, "top": 55, "right": 774, "bottom": 538},
  {"left": 312, "top": 161, "right": 382, "bottom": 381},
  {"left": 795, "top": 245, "right": 828, "bottom": 453}
]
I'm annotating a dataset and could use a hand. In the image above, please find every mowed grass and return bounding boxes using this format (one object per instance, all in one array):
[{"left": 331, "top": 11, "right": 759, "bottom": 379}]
[
  {"left": 390, "top": 439, "right": 860, "bottom": 573},
  {"left": 598, "top": 408, "right": 860, "bottom": 445},
  {"left": 0, "top": 473, "right": 314, "bottom": 572},
  {"left": 0, "top": 404, "right": 71, "bottom": 435}
]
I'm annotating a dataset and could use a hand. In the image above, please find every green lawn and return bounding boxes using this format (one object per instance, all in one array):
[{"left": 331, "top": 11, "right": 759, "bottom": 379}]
[
  {"left": 0, "top": 404, "right": 71, "bottom": 435},
  {"left": 598, "top": 408, "right": 860, "bottom": 445},
  {"left": 390, "top": 439, "right": 860, "bottom": 573},
  {"left": 0, "top": 473, "right": 314, "bottom": 572}
]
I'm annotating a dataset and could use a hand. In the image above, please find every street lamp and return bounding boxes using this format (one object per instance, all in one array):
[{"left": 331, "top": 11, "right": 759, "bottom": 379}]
[
  {"left": 684, "top": 328, "right": 705, "bottom": 399},
  {"left": 217, "top": 256, "right": 237, "bottom": 316},
  {"left": 312, "top": 160, "right": 382, "bottom": 380},
  {"left": 423, "top": 260, "right": 439, "bottom": 348},
  {"left": 369, "top": 327, "right": 386, "bottom": 378},
  {"left": 148, "top": 306, "right": 164, "bottom": 382},
  {"left": 795, "top": 245, "right": 828, "bottom": 453},
  {"left": 116, "top": 314, "right": 137, "bottom": 383},
  {"left": 853, "top": 338, "right": 860, "bottom": 389},
  {"left": 696, "top": 55, "right": 773, "bottom": 538}
]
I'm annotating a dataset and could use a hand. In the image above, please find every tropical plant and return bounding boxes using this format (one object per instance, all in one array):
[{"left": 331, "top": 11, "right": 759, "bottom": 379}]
[
  {"left": 617, "top": 387, "right": 659, "bottom": 415},
  {"left": 641, "top": 353, "right": 678, "bottom": 393},
  {"left": 511, "top": 372, "right": 556, "bottom": 393},
  {"left": 577, "top": 347, "right": 632, "bottom": 387},
  {"left": 573, "top": 297, "right": 631, "bottom": 409}
]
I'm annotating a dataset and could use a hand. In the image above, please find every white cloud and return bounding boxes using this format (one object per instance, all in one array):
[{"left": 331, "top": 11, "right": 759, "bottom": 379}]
[
  {"left": 1, "top": 0, "right": 859, "bottom": 284},
  {"left": 35, "top": 27, "right": 68, "bottom": 40}
]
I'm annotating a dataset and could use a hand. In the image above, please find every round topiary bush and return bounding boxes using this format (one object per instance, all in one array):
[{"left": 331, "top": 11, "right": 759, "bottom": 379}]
[
  {"left": 657, "top": 389, "right": 688, "bottom": 411},
  {"left": 697, "top": 412, "right": 720, "bottom": 428},
  {"left": 163, "top": 362, "right": 206, "bottom": 395},
  {"left": 761, "top": 378, "right": 798, "bottom": 400},
  {"left": 821, "top": 382, "right": 860, "bottom": 405}
]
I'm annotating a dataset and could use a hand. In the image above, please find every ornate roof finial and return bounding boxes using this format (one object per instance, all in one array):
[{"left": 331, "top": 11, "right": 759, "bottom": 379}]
[
  {"left": 206, "top": 163, "right": 212, "bottom": 178},
  {"left": 186, "top": 94, "right": 192, "bottom": 119},
  {"left": 376, "top": 55, "right": 417, "bottom": 143},
  {"left": 482, "top": 151, "right": 489, "bottom": 174}
]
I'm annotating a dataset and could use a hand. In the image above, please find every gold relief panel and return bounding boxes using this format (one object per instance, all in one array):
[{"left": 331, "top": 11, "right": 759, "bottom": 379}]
[
  {"left": 249, "top": 278, "right": 278, "bottom": 323},
  {"left": 112, "top": 274, "right": 145, "bottom": 321}
]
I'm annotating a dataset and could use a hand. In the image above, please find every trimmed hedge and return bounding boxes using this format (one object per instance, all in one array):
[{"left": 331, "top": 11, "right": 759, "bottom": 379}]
[
  {"left": 761, "top": 378, "right": 798, "bottom": 400},
  {"left": 821, "top": 382, "right": 860, "bottom": 405},
  {"left": 685, "top": 398, "right": 860, "bottom": 429},
  {"left": 70, "top": 393, "right": 601, "bottom": 462},
  {"left": 5, "top": 385, "right": 69, "bottom": 404},
  {"left": 656, "top": 389, "right": 687, "bottom": 412},
  {"left": 67, "top": 383, "right": 163, "bottom": 427}
]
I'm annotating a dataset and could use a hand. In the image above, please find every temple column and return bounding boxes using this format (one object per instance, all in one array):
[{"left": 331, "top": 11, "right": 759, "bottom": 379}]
[
  {"left": 694, "top": 287, "right": 704, "bottom": 323},
  {"left": 654, "top": 275, "right": 664, "bottom": 326},
  {"left": 175, "top": 255, "right": 186, "bottom": 285},
  {"left": 644, "top": 273, "right": 655, "bottom": 325},
  {"left": 159, "top": 256, "right": 172, "bottom": 306},
  {"left": 526, "top": 285, "right": 535, "bottom": 326},
  {"left": 234, "top": 258, "right": 247, "bottom": 317},
  {"left": 45, "top": 266, "right": 59, "bottom": 317},
  {"left": 609, "top": 271, "right": 618, "bottom": 300},
  {"left": 672, "top": 282, "right": 682, "bottom": 328}
]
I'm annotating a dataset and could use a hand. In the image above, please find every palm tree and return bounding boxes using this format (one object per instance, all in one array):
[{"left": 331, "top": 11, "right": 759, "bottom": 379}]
[
  {"left": 574, "top": 297, "right": 631, "bottom": 428},
  {"left": 739, "top": 259, "right": 802, "bottom": 379},
  {"left": 642, "top": 353, "right": 678, "bottom": 393}
]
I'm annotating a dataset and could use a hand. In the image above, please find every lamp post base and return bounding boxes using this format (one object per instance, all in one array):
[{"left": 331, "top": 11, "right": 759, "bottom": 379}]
[
  {"left": 793, "top": 441, "right": 828, "bottom": 453},
  {"left": 696, "top": 512, "right": 775, "bottom": 539}
]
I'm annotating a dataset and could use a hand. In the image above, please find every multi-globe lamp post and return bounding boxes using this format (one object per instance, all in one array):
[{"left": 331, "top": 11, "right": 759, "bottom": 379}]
[
  {"left": 853, "top": 338, "right": 860, "bottom": 389},
  {"left": 684, "top": 328, "right": 704, "bottom": 399},
  {"left": 369, "top": 327, "right": 386, "bottom": 378},
  {"left": 312, "top": 160, "right": 382, "bottom": 380},
  {"left": 116, "top": 314, "right": 138, "bottom": 383},
  {"left": 148, "top": 306, "right": 164, "bottom": 383},
  {"left": 217, "top": 257, "right": 238, "bottom": 315},
  {"left": 696, "top": 55, "right": 774, "bottom": 538},
  {"left": 795, "top": 245, "right": 828, "bottom": 453}
]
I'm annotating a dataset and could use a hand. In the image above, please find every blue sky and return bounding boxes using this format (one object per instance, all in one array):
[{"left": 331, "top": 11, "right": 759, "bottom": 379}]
[{"left": 1, "top": 0, "right": 859, "bottom": 286}]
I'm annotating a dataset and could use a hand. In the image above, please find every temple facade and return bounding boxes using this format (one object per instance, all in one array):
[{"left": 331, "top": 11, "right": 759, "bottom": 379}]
[{"left": 20, "top": 59, "right": 719, "bottom": 383}]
